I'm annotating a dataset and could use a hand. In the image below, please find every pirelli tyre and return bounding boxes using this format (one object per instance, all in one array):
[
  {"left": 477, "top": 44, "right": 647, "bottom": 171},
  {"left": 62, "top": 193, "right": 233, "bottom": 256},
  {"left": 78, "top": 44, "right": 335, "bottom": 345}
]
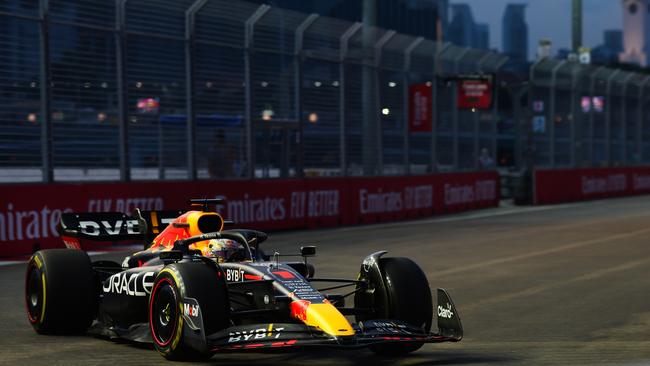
[
  {"left": 355, "top": 257, "right": 433, "bottom": 356},
  {"left": 25, "top": 249, "right": 97, "bottom": 334},
  {"left": 149, "top": 261, "right": 230, "bottom": 360}
]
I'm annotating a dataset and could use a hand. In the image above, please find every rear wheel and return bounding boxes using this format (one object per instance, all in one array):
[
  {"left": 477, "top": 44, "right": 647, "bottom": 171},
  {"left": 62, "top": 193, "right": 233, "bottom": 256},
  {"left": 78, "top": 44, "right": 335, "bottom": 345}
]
[
  {"left": 355, "top": 257, "right": 433, "bottom": 356},
  {"left": 25, "top": 249, "right": 97, "bottom": 334},
  {"left": 149, "top": 261, "right": 229, "bottom": 360}
]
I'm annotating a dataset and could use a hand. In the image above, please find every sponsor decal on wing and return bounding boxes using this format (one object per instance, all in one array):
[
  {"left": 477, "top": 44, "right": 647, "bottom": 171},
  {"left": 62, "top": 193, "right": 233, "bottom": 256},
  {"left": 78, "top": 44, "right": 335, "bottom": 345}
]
[
  {"left": 290, "top": 300, "right": 310, "bottom": 321},
  {"left": 289, "top": 299, "right": 355, "bottom": 336},
  {"left": 272, "top": 270, "right": 296, "bottom": 279},
  {"left": 228, "top": 324, "right": 285, "bottom": 343},
  {"left": 438, "top": 303, "right": 454, "bottom": 319}
]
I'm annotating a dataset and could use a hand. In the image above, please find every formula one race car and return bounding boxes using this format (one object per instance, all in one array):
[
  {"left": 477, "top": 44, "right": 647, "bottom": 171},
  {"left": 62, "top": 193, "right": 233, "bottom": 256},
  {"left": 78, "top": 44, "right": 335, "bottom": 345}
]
[{"left": 25, "top": 199, "right": 463, "bottom": 360}]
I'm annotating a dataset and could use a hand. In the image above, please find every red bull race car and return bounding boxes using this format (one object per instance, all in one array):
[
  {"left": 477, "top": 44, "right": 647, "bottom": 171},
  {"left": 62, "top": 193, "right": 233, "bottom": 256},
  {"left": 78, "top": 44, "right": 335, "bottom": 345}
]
[{"left": 24, "top": 199, "right": 463, "bottom": 360}]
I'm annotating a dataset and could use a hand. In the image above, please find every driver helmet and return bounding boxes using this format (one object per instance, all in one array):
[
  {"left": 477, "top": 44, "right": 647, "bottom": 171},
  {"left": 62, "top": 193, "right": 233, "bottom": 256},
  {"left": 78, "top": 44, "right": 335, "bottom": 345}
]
[{"left": 207, "top": 238, "right": 244, "bottom": 262}]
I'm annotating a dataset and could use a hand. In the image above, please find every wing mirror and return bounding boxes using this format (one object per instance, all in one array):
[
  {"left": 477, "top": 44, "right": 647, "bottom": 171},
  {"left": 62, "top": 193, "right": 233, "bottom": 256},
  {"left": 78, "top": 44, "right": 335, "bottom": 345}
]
[
  {"left": 159, "top": 250, "right": 183, "bottom": 263},
  {"left": 300, "top": 246, "right": 316, "bottom": 257}
]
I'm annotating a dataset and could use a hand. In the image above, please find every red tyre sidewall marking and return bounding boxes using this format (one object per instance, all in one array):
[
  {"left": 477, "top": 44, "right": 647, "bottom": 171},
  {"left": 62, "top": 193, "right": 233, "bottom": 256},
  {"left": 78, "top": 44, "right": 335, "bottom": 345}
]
[{"left": 149, "top": 277, "right": 178, "bottom": 348}]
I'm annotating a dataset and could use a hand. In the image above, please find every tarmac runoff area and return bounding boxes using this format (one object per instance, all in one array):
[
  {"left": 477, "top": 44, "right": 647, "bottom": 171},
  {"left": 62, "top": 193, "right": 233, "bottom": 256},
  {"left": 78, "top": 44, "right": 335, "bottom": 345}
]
[{"left": 2, "top": 196, "right": 650, "bottom": 365}]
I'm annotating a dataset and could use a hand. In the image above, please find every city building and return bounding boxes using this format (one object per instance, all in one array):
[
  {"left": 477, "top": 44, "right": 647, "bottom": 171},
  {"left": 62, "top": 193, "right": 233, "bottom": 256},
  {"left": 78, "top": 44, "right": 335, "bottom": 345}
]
[
  {"left": 502, "top": 4, "right": 528, "bottom": 64},
  {"left": 476, "top": 23, "right": 490, "bottom": 50},
  {"left": 556, "top": 48, "right": 571, "bottom": 60},
  {"left": 447, "top": 4, "right": 490, "bottom": 50},
  {"left": 605, "top": 29, "right": 624, "bottom": 51},
  {"left": 620, "top": 0, "right": 650, "bottom": 66},
  {"left": 249, "top": 0, "right": 448, "bottom": 41},
  {"left": 592, "top": 30, "right": 623, "bottom": 65}
]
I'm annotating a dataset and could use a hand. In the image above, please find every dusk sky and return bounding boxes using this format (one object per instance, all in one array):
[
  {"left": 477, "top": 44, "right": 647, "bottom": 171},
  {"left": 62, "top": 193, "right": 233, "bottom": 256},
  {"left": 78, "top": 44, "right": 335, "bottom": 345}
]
[{"left": 450, "top": 0, "right": 623, "bottom": 59}]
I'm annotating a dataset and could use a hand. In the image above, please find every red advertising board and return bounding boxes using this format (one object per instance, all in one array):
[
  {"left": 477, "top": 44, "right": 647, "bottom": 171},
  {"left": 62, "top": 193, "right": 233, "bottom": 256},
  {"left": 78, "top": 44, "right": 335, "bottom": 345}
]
[
  {"left": 0, "top": 172, "right": 499, "bottom": 257},
  {"left": 534, "top": 167, "right": 650, "bottom": 205},
  {"left": 408, "top": 83, "right": 432, "bottom": 132},
  {"left": 456, "top": 75, "right": 493, "bottom": 110}
]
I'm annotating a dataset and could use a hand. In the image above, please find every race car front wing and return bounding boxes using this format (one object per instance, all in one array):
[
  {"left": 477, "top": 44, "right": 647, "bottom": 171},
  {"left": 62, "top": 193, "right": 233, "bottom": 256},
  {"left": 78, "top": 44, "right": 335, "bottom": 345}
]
[{"left": 205, "top": 288, "right": 463, "bottom": 352}]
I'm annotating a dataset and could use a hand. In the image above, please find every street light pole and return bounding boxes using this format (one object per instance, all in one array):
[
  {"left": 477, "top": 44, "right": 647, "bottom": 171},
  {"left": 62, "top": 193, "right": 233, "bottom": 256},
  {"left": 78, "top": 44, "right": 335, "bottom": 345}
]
[{"left": 572, "top": 0, "right": 582, "bottom": 52}]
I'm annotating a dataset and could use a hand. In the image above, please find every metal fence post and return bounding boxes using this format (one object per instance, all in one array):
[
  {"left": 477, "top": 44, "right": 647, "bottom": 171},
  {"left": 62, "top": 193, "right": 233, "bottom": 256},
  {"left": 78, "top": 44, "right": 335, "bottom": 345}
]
[
  {"left": 605, "top": 69, "right": 620, "bottom": 166},
  {"left": 374, "top": 30, "right": 396, "bottom": 175},
  {"left": 621, "top": 73, "right": 634, "bottom": 165},
  {"left": 185, "top": 0, "right": 208, "bottom": 181},
  {"left": 588, "top": 66, "right": 604, "bottom": 166},
  {"left": 494, "top": 57, "right": 508, "bottom": 169},
  {"left": 475, "top": 53, "right": 491, "bottom": 170},
  {"left": 453, "top": 48, "right": 470, "bottom": 170},
  {"left": 636, "top": 76, "right": 650, "bottom": 164},
  {"left": 294, "top": 14, "right": 319, "bottom": 179},
  {"left": 39, "top": 0, "right": 53, "bottom": 183},
  {"left": 549, "top": 61, "right": 566, "bottom": 168},
  {"left": 115, "top": 0, "right": 130, "bottom": 181},
  {"left": 432, "top": 42, "right": 451, "bottom": 173},
  {"left": 244, "top": 5, "right": 271, "bottom": 179},
  {"left": 339, "top": 23, "right": 362, "bottom": 176},
  {"left": 527, "top": 59, "right": 542, "bottom": 171},
  {"left": 569, "top": 66, "right": 580, "bottom": 167},
  {"left": 403, "top": 37, "right": 424, "bottom": 175}
]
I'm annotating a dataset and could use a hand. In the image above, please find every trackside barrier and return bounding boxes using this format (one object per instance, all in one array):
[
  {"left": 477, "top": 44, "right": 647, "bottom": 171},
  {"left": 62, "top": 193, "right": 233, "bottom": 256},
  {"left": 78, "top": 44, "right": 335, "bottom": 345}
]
[
  {"left": 0, "top": 172, "right": 499, "bottom": 257},
  {"left": 534, "top": 167, "right": 650, "bottom": 205}
]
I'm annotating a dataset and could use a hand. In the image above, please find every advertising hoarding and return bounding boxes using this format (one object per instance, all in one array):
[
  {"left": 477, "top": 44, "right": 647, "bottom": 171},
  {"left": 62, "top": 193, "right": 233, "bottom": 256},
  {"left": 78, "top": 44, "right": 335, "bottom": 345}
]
[{"left": 456, "top": 75, "right": 494, "bottom": 110}]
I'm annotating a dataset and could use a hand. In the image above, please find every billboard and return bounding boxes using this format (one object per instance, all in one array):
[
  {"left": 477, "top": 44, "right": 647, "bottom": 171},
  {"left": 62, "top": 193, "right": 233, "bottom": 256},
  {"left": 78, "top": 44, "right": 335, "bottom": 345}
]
[
  {"left": 0, "top": 172, "right": 499, "bottom": 257},
  {"left": 534, "top": 167, "right": 650, "bottom": 204},
  {"left": 580, "top": 96, "right": 605, "bottom": 113},
  {"left": 456, "top": 75, "right": 494, "bottom": 110},
  {"left": 592, "top": 96, "right": 605, "bottom": 113},
  {"left": 408, "top": 83, "right": 432, "bottom": 132},
  {"left": 136, "top": 98, "right": 160, "bottom": 114}
]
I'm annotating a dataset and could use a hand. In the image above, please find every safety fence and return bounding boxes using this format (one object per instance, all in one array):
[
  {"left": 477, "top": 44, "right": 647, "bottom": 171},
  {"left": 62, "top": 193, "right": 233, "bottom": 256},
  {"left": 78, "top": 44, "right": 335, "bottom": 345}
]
[
  {"left": 0, "top": 0, "right": 506, "bottom": 183},
  {"left": 527, "top": 59, "right": 650, "bottom": 169},
  {"left": 0, "top": 172, "right": 499, "bottom": 256}
]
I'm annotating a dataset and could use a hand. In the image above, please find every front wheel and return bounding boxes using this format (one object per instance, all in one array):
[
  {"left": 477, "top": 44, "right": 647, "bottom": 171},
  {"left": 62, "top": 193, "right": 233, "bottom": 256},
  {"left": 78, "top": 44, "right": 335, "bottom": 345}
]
[
  {"left": 355, "top": 257, "right": 433, "bottom": 356},
  {"left": 149, "top": 261, "right": 230, "bottom": 360}
]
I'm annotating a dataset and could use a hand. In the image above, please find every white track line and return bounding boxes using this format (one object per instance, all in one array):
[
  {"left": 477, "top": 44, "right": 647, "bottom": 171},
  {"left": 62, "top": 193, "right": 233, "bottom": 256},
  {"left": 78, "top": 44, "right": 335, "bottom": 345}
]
[{"left": 334, "top": 201, "right": 586, "bottom": 232}]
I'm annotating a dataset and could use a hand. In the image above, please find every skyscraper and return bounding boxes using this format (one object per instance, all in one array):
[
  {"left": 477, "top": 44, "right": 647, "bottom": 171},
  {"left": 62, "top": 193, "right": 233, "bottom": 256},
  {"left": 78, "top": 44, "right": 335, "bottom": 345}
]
[
  {"left": 447, "top": 4, "right": 490, "bottom": 50},
  {"left": 619, "top": 0, "right": 650, "bottom": 66},
  {"left": 448, "top": 4, "right": 475, "bottom": 48},
  {"left": 604, "top": 30, "right": 623, "bottom": 51},
  {"left": 476, "top": 24, "right": 490, "bottom": 50},
  {"left": 592, "top": 30, "right": 623, "bottom": 65},
  {"left": 502, "top": 4, "right": 528, "bottom": 63}
]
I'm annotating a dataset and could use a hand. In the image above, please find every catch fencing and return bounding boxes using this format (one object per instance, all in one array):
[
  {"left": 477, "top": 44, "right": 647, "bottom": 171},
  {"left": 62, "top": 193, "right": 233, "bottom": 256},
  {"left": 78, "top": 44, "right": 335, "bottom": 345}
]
[
  {"left": 527, "top": 59, "right": 650, "bottom": 169},
  {"left": 0, "top": 0, "right": 506, "bottom": 183}
]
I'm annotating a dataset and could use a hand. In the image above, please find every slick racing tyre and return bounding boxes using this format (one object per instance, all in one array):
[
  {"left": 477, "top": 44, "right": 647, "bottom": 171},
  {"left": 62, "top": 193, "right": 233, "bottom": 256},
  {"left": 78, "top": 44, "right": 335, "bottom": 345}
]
[
  {"left": 25, "top": 249, "right": 97, "bottom": 334},
  {"left": 149, "top": 261, "right": 230, "bottom": 360},
  {"left": 355, "top": 257, "right": 433, "bottom": 356}
]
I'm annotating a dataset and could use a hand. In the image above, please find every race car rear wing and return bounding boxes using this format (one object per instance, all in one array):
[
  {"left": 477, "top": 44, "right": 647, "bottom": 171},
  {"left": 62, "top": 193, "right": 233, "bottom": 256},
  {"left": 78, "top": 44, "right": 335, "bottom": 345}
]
[{"left": 58, "top": 209, "right": 186, "bottom": 242}]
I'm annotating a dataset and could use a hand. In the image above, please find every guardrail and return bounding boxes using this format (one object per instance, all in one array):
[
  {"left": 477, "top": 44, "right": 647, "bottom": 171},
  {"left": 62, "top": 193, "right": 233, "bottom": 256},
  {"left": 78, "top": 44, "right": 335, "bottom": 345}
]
[{"left": 534, "top": 166, "right": 650, "bottom": 204}]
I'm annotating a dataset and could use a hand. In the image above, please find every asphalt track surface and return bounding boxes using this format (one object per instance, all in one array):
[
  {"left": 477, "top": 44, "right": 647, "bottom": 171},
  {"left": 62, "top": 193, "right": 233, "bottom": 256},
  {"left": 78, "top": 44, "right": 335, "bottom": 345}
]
[{"left": 2, "top": 196, "right": 650, "bottom": 365}]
